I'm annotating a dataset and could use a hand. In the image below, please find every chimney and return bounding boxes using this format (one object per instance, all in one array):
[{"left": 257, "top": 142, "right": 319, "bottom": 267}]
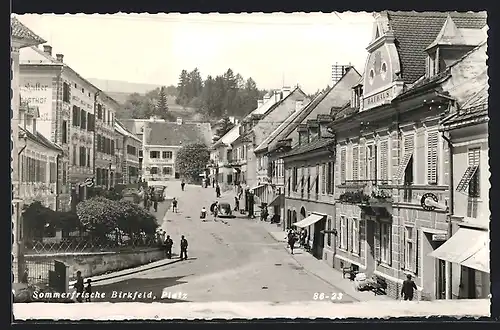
[
  {"left": 176, "top": 117, "right": 183, "bottom": 125},
  {"left": 274, "top": 91, "right": 281, "bottom": 103},
  {"left": 55, "top": 53, "right": 64, "bottom": 62},
  {"left": 257, "top": 100, "right": 264, "bottom": 108},
  {"left": 43, "top": 45, "right": 52, "bottom": 56},
  {"left": 282, "top": 86, "right": 291, "bottom": 98}
]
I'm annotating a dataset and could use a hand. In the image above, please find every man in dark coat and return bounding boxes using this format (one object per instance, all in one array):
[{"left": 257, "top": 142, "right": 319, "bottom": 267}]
[
  {"left": 401, "top": 274, "right": 418, "bottom": 301},
  {"left": 288, "top": 232, "right": 297, "bottom": 255},
  {"left": 74, "top": 271, "right": 84, "bottom": 303},
  {"left": 164, "top": 235, "right": 173, "bottom": 259},
  {"left": 180, "top": 235, "right": 188, "bottom": 260},
  {"left": 215, "top": 184, "right": 221, "bottom": 198}
]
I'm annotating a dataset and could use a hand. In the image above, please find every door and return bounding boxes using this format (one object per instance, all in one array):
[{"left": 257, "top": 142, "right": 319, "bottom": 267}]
[
  {"left": 365, "top": 220, "right": 375, "bottom": 274},
  {"left": 436, "top": 259, "right": 446, "bottom": 299},
  {"left": 313, "top": 218, "right": 326, "bottom": 260},
  {"left": 467, "top": 267, "right": 476, "bottom": 299}
]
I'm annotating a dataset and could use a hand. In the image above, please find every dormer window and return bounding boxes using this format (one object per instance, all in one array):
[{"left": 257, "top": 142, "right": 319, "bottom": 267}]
[
  {"left": 381, "top": 62, "right": 387, "bottom": 80},
  {"left": 352, "top": 85, "right": 364, "bottom": 109},
  {"left": 427, "top": 50, "right": 437, "bottom": 78}
]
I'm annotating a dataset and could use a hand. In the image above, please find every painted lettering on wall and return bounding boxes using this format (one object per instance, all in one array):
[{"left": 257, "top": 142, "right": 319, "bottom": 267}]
[
  {"left": 20, "top": 78, "right": 53, "bottom": 139},
  {"left": 363, "top": 87, "right": 393, "bottom": 110}
]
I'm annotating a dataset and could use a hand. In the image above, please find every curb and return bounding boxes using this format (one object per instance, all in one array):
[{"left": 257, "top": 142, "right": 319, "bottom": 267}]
[{"left": 69, "top": 257, "right": 183, "bottom": 287}]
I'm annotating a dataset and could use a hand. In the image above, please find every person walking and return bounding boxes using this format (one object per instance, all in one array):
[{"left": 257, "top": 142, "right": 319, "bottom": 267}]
[
  {"left": 74, "top": 271, "right": 84, "bottom": 303},
  {"left": 234, "top": 196, "right": 240, "bottom": 211},
  {"left": 164, "top": 235, "right": 173, "bottom": 259},
  {"left": 172, "top": 198, "right": 178, "bottom": 213},
  {"left": 200, "top": 206, "right": 207, "bottom": 221},
  {"left": 180, "top": 235, "right": 188, "bottom": 261},
  {"left": 213, "top": 201, "right": 219, "bottom": 221},
  {"left": 288, "top": 232, "right": 297, "bottom": 255},
  {"left": 153, "top": 195, "right": 158, "bottom": 212},
  {"left": 84, "top": 279, "right": 92, "bottom": 302},
  {"left": 215, "top": 184, "right": 221, "bottom": 198},
  {"left": 181, "top": 180, "right": 186, "bottom": 191},
  {"left": 401, "top": 274, "right": 418, "bottom": 301}
]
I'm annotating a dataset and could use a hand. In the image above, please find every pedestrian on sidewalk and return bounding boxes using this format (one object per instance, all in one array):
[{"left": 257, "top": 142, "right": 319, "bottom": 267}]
[
  {"left": 164, "top": 235, "right": 173, "bottom": 259},
  {"left": 234, "top": 196, "right": 239, "bottom": 211},
  {"left": 215, "top": 184, "right": 221, "bottom": 198},
  {"left": 213, "top": 202, "right": 219, "bottom": 221},
  {"left": 181, "top": 180, "right": 186, "bottom": 191},
  {"left": 84, "top": 279, "right": 92, "bottom": 302},
  {"left": 153, "top": 196, "right": 158, "bottom": 212},
  {"left": 200, "top": 206, "right": 207, "bottom": 221},
  {"left": 401, "top": 274, "right": 418, "bottom": 301},
  {"left": 172, "top": 198, "right": 178, "bottom": 213},
  {"left": 288, "top": 232, "right": 297, "bottom": 255},
  {"left": 300, "top": 229, "right": 307, "bottom": 247},
  {"left": 74, "top": 271, "right": 84, "bottom": 303},
  {"left": 180, "top": 235, "right": 188, "bottom": 260}
]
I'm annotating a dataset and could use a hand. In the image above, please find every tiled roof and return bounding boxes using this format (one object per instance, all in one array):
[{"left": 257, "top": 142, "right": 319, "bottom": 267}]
[
  {"left": 387, "top": 11, "right": 487, "bottom": 84},
  {"left": 144, "top": 122, "right": 212, "bottom": 147},
  {"left": 11, "top": 17, "right": 46, "bottom": 45},
  {"left": 19, "top": 126, "right": 62, "bottom": 152},
  {"left": 115, "top": 120, "right": 141, "bottom": 143},
  {"left": 282, "top": 138, "right": 335, "bottom": 158},
  {"left": 333, "top": 101, "right": 358, "bottom": 120}
]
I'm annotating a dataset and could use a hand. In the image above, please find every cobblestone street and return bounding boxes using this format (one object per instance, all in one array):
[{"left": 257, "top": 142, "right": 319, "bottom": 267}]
[{"left": 94, "top": 181, "right": 365, "bottom": 303}]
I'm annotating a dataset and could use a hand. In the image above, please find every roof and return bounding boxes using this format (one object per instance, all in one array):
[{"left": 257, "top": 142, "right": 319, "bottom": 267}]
[
  {"left": 144, "top": 122, "right": 212, "bottom": 147},
  {"left": 441, "top": 84, "right": 488, "bottom": 129},
  {"left": 115, "top": 121, "right": 141, "bottom": 143},
  {"left": 11, "top": 17, "right": 46, "bottom": 45},
  {"left": 213, "top": 124, "right": 240, "bottom": 148},
  {"left": 386, "top": 11, "right": 487, "bottom": 84},
  {"left": 425, "top": 15, "right": 487, "bottom": 50},
  {"left": 281, "top": 138, "right": 335, "bottom": 158},
  {"left": 19, "top": 126, "right": 63, "bottom": 152}
]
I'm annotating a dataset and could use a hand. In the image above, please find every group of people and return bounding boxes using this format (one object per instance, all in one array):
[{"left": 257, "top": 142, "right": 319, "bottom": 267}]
[
  {"left": 140, "top": 186, "right": 163, "bottom": 212},
  {"left": 286, "top": 228, "right": 308, "bottom": 255},
  {"left": 163, "top": 235, "right": 189, "bottom": 261}
]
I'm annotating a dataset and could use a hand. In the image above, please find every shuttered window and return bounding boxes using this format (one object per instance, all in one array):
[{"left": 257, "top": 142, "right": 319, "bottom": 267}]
[
  {"left": 329, "top": 161, "right": 335, "bottom": 194},
  {"left": 395, "top": 134, "right": 415, "bottom": 180},
  {"left": 321, "top": 164, "right": 326, "bottom": 194},
  {"left": 427, "top": 131, "right": 439, "bottom": 184},
  {"left": 340, "top": 148, "right": 346, "bottom": 184},
  {"left": 327, "top": 217, "right": 332, "bottom": 246},
  {"left": 467, "top": 148, "right": 481, "bottom": 215},
  {"left": 359, "top": 142, "right": 366, "bottom": 180},
  {"left": 340, "top": 216, "right": 347, "bottom": 249},
  {"left": 352, "top": 146, "right": 359, "bottom": 180},
  {"left": 380, "top": 140, "right": 389, "bottom": 182},
  {"left": 374, "top": 222, "right": 381, "bottom": 261}
]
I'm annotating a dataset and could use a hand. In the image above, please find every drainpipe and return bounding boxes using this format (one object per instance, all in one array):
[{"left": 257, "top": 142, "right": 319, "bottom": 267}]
[{"left": 441, "top": 131, "right": 454, "bottom": 300}]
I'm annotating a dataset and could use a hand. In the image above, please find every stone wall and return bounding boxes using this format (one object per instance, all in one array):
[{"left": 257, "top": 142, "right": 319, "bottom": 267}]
[{"left": 26, "top": 248, "right": 165, "bottom": 280}]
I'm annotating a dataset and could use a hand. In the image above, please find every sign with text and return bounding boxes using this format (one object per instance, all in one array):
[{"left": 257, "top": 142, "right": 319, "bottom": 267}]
[
  {"left": 363, "top": 87, "right": 393, "bottom": 110},
  {"left": 20, "top": 78, "right": 53, "bottom": 140},
  {"left": 432, "top": 234, "right": 447, "bottom": 241}
]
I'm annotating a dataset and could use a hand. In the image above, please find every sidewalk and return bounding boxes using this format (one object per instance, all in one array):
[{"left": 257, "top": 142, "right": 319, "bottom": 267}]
[{"left": 262, "top": 223, "right": 391, "bottom": 302}]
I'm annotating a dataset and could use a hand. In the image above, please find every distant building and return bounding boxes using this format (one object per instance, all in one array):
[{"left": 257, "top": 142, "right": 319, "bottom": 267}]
[
  {"left": 115, "top": 121, "right": 142, "bottom": 184},
  {"left": 141, "top": 118, "right": 212, "bottom": 182}
]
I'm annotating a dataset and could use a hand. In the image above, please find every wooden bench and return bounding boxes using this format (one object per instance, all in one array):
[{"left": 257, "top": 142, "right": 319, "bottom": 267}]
[
  {"left": 342, "top": 265, "right": 359, "bottom": 281},
  {"left": 371, "top": 275, "right": 388, "bottom": 295}
]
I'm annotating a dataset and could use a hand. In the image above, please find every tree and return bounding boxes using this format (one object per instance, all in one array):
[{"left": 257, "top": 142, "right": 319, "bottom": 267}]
[
  {"left": 175, "top": 143, "right": 210, "bottom": 182},
  {"left": 156, "top": 86, "right": 175, "bottom": 120},
  {"left": 76, "top": 197, "right": 122, "bottom": 237},
  {"left": 177, "top": 70, "right": 189, "bottom": 105},
  {"left": 216, "top": 116, "right": 235, "bottom": 138}
]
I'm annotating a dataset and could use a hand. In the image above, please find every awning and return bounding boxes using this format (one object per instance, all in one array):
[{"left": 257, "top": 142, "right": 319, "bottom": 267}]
[
  {"left": 462, "top": 241, "right": 490, "bottom": 273},
  {"left": 269, "top": 194, "right": 284, "bottom": 207},
  {"left": 293, "top": 213, "right": 324, "bottom": 228},
  {"left": 429, "top": 227, "right": 489, "bottom": 273},
  {"left": 250, "top": 184, "right": 266, "bottom": 192}
]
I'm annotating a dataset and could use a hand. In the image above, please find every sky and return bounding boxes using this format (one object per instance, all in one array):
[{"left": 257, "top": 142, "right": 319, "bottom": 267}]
[{"left": 16, "top": 13, "right": 375, "bottom": 94}]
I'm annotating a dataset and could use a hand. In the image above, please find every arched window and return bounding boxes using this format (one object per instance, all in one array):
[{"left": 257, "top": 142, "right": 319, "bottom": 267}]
[{"left": 300, "top": 206, "right": 306, "bottom": 220}]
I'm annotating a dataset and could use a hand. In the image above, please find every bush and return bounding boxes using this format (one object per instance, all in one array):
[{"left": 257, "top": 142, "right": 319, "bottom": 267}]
[
  {"left": 23, "top": 201, "right": 54, "bottom": 238},
  {"left": 115, "top": 200, "right": 159, "bottom": 235},
  {"left": 76, "top": 197, "right": 122, "bottom": 237}
]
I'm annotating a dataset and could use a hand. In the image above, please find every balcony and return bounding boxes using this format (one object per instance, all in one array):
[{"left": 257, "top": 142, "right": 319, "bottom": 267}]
[{"left": 337, "top": 180, "right": 393, "bottom": 208}]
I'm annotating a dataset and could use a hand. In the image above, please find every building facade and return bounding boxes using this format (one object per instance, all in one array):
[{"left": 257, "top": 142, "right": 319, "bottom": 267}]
[
  {"left": 115, "top": 121, "right": 141, "bottom": 185},
  {"left": 11, "top": 17, "right": 46, "bottom": 281},
  {"left": 329, "top": 11, "right": 487, "bottom": 300},
  {"left": 142, "top": 119, "right": 212, "bottom": 183},
  {"left": 209, "top": 125, "right": 241, "bottom": 189},
  {"left": 95, "top": 94, "right": 119, "bottom": 189}
]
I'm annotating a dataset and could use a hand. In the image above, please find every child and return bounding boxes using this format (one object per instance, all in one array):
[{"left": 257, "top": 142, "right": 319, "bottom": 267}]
[
  {"left": 172, "top": 198, "right": 178, "bottom": 213},
  {"left": 85, "top": 279, "right": 92, "bottom": 302},
  {"left": 200, "top": 206, "right": 207, "bottom": 220}
]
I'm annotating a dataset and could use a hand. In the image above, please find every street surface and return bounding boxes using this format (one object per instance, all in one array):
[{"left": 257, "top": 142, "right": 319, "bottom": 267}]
[{"left": 96, "top": 182, "right": 356, "bottom": 303}]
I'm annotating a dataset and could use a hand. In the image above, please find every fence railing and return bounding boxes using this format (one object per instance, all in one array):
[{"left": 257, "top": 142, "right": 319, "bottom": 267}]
[
  {"left": 13, "top": 259, "right": 54, "bottom": 286},
  {"left": 24, "top": 233, "right": 165, "bottom": 255}
]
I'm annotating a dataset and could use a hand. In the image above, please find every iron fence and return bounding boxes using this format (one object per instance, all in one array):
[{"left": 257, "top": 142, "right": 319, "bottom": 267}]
[
  {"left": 12, "top": 259, "right": 54, "bottom": 286},
  {"left": 24, "top": 233, "right": 165, "bottom": 255}
]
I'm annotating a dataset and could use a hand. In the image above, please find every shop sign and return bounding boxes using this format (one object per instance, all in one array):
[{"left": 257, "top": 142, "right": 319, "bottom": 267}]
[{"left": 432, "top": 234, "right": 447, "bottom": 241}]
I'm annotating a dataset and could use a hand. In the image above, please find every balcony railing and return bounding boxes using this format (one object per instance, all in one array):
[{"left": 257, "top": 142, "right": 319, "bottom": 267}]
[{"left": 337, "top": 180, "right": 393, "bottom": 206}]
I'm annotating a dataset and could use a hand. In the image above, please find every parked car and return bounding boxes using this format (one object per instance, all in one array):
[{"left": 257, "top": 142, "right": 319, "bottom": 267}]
[
  {"left": 151, "top": 186, "right": 166, "bottom": 201},
  {"left": 218, "top": 202, "right": 233, "bottom": 218}
]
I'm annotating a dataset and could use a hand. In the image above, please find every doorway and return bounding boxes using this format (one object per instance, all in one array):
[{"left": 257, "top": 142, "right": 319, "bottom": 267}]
[
  {"left": 365, "top": 220, "right": 375, "bottom": 274},
  {"left": 436, "top": 259, "right": 446, "bottom": 299},
  {"left": 313, "top": 217, "right": 326, "bottom": 259}
]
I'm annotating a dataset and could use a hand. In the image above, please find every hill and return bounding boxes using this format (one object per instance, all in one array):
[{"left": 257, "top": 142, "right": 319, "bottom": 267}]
[{"left": 88, "top": 78, "right": 161, "bottom": 95}]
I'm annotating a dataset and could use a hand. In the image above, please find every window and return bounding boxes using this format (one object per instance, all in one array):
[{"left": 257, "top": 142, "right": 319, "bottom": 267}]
[
  {"left": 150, "top": 151, "right": 160, "bottom": 159},
  {"left": 81, "top": 88, "right": 85, "bottom": 93},
  {"left": 127, "top": 145, "right": 136, "bottom": 156},
  {"left": 379, "top": 140, "right": 389, "bottom": 182},
  {"left": 315, "top": 165, "right": 319, "bottom": 196},
  {"left": 340, "top": 216, "right": 347, "bottom": 249},
  {"left": 62, "top": 120, "right": 67, "bottom": 144},
  {"left": 139, "top": 150, "right": 143, "bottom": 158},
  {"left": 340, "top": 148, "right": 346, "bottom": 184},
  {"left": 396, "top": 134, "right": 414, "bottom": 182},
  {"left": 467, "top": 147, "right": 480, "bottom": 218},
  {"left": 150, "top": 167, "right": 158, "bottom": 175},
  {"left": 49, "top": 162, "right": 56, "bottom": 183},
  {"left": 96, "top": 134, "right": 102, "bottom": 152},
  {"left": 111, "top": 140, "right": 115, "bottom": 155},
  {"left": 327, "top": 217, "right": 332, "bottom": 246},
  {"left": 103, "top": 109, "right": 107, "bottom": 123},
  {"left": 80, "top": 110, "right": 87, "bottom": 130},
  {"left": 79, "top": 146, "right": 86, "bottom": 167},
  {"left": 72, "top": 145, "right": 77, "bottom": 165},
  {"left": 327, "top": 162, "right": 333, "bottom": 194},
  {"left": 292, "top": 167, "right": 298, "bottom": 191},
  {"left": 321, "top": 164, "right": 326, "bottom": 194},
  {"left": 63, "top": 82, "right": 70, "bottom": 103},
  {"left": 366, "top": 145, "right": 377, "bottom": 180},
  {"left": 97, "top": 104, "right": 102, "bottom": 119},
  {"left": 352, "top": 146, "right": 359, "bottom": 180},
  {"left": 427, "top": 131, "right": 439, "bottom": 184},
  {"left": 380, "top": 223, "right": 391, "bottom": 264},
  {"left": 162, "top": 151, "right": 173, "bottom": 159},
  {"left": 87, "top": 148, "right": 91, "bottom": 168},
  {"left": 162, "top": 167, "right": 172, "bottom": 175},
  {"left": 352, "top": 218, "right": 359, "bottom": 254},
  {"left": 72, "top": 106, "right": 80, "bottom": 127},
  {"left": 88, "top": 113, "right": 95, "bottom": 132},
  {"left": 405, "top": 226, "right": 415, "bottom": 271}
]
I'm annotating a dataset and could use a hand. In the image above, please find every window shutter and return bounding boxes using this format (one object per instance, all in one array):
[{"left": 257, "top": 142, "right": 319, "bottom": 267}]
[
  {"left": 388, "top": 225, "right": 392, "bottom": 266},
  {"left": 370, "top": 145, "right": 377, "bottom": 180},
  {"left": 374, "top": 222, "right": 381, "bottom": 261},
  {"left": 322, "top": 164, "right": 326, "bottom": 194},
  {"left": 468, "top": 148, "right": 480, "bottom": 166},
  {"left": 340, "top": 149, "right": 346, "bottom": 184},
  {"left": 337, "top": 216, "right": 341, "bottom": 248},
  {"left": 347, "top": 218, "right": 352, "bottom": 252},
  {"left": 401, "top": 226, "right": 406, "bottom": 270},
  {"left": 404, "top": 134, "right": 415, "bottom": 156},
  {"left": 414, "top": 229, "right": 419, "bottom": 275},
  {"left": 329, "top": 161, "right": 335, "bottom": 194},
  {"left": 427, "top": 131, "right": 438, "bottom": 184},
  {"left": 359, "top": 143, "right": 366, "bottom": 180},
  {"left": 352, "top": 147, "right": 359, "bottom": 180},
  {"left": 380, "top": 140, "right": 389, "bottom": 181}
]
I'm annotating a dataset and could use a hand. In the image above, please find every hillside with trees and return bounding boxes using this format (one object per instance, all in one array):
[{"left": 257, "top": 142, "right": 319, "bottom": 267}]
[{"left": 118, "top": 68, "right": 267, "bottom": 124}]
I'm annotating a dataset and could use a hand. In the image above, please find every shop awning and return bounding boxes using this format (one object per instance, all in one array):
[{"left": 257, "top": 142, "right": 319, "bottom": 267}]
[
  {"left": 293, "top": 213, "right": 324, "bottom": 228},
  {"left": 461, "top": 240, "right": 490, "bottom": 273},
  {"left": 429, "top": 227, "right": 489, "bottom": 273},
  {"left": 269, "top": 194, "right": 284, "bottom": 207}
]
